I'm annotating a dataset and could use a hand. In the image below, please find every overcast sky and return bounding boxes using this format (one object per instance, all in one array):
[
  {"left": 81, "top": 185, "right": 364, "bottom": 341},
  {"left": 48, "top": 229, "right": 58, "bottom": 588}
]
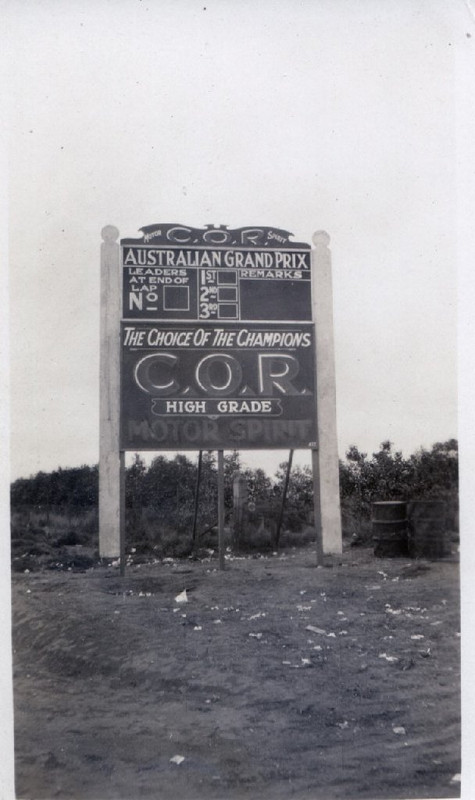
[{"left": 4, "top": 0, "right": 472, "bottom": 481}]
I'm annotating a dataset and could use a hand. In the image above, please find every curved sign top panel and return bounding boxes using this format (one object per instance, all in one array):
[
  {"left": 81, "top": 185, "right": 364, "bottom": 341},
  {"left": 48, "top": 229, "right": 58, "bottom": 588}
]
[{"left": 121, "top": 223, "right": 310, "bottom": 248}]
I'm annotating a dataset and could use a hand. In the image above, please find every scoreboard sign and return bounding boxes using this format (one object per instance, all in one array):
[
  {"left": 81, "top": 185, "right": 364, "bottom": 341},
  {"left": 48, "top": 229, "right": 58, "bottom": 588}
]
[{"left": 120, "top": 224, "right": 317, "bottom": 450}]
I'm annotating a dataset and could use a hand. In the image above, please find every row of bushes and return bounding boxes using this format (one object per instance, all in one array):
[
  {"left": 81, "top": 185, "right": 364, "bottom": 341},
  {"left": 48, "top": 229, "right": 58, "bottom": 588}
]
[{"left": 11, "top": 440, "right": 458, "bottom": 561}]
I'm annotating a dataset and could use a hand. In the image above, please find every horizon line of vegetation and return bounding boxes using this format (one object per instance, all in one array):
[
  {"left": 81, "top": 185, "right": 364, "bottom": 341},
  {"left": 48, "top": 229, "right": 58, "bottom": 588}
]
[{"left": 10, "top": 439, "right": 458, "bottom": 527}]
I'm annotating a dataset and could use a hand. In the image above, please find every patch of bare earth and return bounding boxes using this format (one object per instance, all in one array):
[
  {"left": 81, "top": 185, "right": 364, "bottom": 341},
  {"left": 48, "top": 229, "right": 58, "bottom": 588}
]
[{"left": 12, "top": 545, "right": 460, "bottom": 799}]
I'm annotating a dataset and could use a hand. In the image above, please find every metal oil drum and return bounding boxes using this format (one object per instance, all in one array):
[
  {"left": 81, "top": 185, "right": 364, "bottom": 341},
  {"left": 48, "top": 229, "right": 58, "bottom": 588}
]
[
  {"left": 408, "top": 500, "right": 447, "bottom": 559},
  {"left": 372, "top": 501, "right": 408, "bottom": 557}
]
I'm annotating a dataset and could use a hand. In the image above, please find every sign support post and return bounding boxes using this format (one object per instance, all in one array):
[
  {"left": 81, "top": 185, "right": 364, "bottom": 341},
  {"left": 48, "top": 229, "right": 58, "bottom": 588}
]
[
  {"left": 275, "top": 449, "right": 294, "bottom": 549},
  {"left": 191, "top": 450, "right": 203, "bottom": 548},
  {"left": 217, "top": 450, "right": 225, "bottom": 570},
  {"left": 311, "top": 231, "right": 343, "bottom": 555},
  {"left": 119, "top": 451, "right": 126, "bottom": 575},
  {"left": 99, "top": 225, "right": 122, "bottom": 559}
]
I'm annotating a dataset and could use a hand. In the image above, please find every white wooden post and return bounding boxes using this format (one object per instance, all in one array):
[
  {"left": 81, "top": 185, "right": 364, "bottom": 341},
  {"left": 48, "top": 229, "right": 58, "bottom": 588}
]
[
  {"left": 312, "top": 230, "right": 342, "bottom": 554},
  {"left": 99, "top": 225, "right": 122, "bottom": 558}
]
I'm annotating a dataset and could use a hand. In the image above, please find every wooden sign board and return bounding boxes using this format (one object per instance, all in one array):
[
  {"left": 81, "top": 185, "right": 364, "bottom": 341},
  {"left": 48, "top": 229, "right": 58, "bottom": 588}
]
[
  {"left": 99, "top": 223, "right": 342, "bottom": 558},
  {"left": 120, "top": 224, "right": 317, "bottom": 451}
]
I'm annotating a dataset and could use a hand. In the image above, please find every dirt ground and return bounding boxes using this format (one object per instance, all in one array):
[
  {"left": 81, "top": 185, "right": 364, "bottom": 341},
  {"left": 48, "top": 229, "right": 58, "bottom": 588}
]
[{"left": 12, "top": 543, "right": 461, "bottom": 800}]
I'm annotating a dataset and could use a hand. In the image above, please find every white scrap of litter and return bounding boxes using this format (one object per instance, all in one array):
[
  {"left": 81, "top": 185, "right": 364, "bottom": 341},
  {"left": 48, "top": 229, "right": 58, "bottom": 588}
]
[
  {"left": 306, "top": 625, "right": 327, "bottom": 635},
  {"left": 450, "top": 773, "right": 461, "bottom": 784},
  {"left": 297, "top": 605, "right": 312, "bottom": 612},
  {"left": 379, "top": 653, "right": 399, "bottom": 663},
  {"left": 301, "top": 658, "right": 311, "bottom": 665},
  {"left": 170, "top": 755, "right": 185, "bottom": 765},
  {"left": 193, "top": 626, "right": 202, "bottom": 631},
  {"left": 393, "top": 726, "right": 406, "bottom": 735},
  {"left": 174, "top": 589, "right": 188, "bottom": 604},
  {"left": 213, "top": 619, "right": 222, "bottom": 624},
  {"left": 249, "top": 632, "right": 263, "bottom": 640},
  {"left": 249, "top": 612, "right": 266, "bottom": 620},
  {"left": 411, "top": 635, "right": 424, "bottom": 640}
]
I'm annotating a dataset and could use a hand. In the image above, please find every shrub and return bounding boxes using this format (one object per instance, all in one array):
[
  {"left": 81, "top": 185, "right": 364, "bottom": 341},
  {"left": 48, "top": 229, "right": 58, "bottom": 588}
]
[
  {"left": 339, "top": 440, "right": 458, "bottom": 542},
  {"left": 10, "top": 440, "right": 458, "bottom": 562}
]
